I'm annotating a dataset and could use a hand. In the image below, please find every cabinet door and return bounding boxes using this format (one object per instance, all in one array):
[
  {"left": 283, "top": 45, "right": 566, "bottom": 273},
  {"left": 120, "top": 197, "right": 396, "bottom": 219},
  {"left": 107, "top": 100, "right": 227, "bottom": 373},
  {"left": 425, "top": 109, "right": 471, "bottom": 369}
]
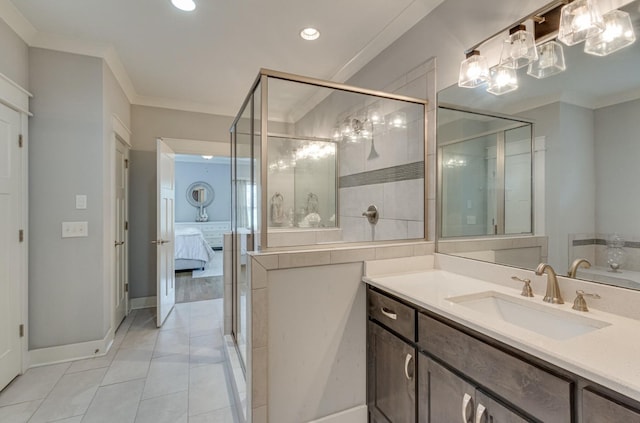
[
  {"left": 419, "top": 356, "right": 476, "bottom": 423},
  {"left": 475, "top": 391, "right": 529, "bottom": 423},
  {"left": 582, "top": 389, "right": 640, "bottom": 422},
  {"left": 368, "top": 322, "right": 416, "bottom": 423}
]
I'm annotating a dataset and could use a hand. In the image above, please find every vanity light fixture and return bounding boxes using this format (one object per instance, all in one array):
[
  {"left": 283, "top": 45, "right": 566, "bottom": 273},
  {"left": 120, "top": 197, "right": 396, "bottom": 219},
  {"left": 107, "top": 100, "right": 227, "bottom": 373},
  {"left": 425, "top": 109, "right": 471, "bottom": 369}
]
[
  {"left": 527, "top": 40, "right": 566, "bottom": 78},
  {"left": 171, "top": 0, "right": 196, "bottom": 12},
  {"left": 487, "top": 64, "right": 519, "bottom": 96},
  {"left": 584, "top": 9, "right": 636, "bottom": 56},
  {"left": 558, "top": 0, "right": 604, "bottom": 46},
  {"left": 500, "top": 25, "right": 538, "bottom": 69},
  {"left": 458, "top": 50, "right": 490, "bottom": 88},
  {"left": 300, "top": 27, "right": 320, "bottom": 41}
]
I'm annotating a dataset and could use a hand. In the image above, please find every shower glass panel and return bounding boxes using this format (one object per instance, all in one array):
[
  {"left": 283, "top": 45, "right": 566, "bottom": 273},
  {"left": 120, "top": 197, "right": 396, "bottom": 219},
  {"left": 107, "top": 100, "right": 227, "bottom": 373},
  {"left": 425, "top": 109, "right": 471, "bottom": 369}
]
[
  {"left": 262, "top": 73, "right": 426, "bottom": 246},
  {"left": 230, "top": 82, "right": 260, "bottom": 371},
  {"left": 438, "top": 106, "right": 532, "bottom": 238}
]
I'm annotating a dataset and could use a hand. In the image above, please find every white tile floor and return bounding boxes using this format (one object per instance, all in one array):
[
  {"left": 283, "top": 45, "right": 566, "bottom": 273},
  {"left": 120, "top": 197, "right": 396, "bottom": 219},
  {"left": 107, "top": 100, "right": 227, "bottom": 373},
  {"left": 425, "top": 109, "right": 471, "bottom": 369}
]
[{"left": 0, "top": 299, "right": 239, "bottom": 423}]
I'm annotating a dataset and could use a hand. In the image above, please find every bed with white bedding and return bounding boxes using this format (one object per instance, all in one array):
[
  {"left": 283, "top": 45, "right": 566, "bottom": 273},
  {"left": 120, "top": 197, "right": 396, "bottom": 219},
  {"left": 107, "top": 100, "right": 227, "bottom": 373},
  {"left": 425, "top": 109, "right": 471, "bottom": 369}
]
[{"left": 174, "top": 227, "right": 215, "bottom": 271}]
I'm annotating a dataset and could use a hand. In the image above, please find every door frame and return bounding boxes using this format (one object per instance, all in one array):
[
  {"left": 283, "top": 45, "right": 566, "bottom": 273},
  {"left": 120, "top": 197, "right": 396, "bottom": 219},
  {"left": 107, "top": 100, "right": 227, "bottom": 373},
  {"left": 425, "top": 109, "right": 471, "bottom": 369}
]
[
  {"left": 155, "top": 137, "right": 228, "bottom": 317},
  {"left": 0, "top": 72, "right": 32, "bottom": 373},
  {"left": 111, "top": 116, "right": 131, "bottom": 332}
]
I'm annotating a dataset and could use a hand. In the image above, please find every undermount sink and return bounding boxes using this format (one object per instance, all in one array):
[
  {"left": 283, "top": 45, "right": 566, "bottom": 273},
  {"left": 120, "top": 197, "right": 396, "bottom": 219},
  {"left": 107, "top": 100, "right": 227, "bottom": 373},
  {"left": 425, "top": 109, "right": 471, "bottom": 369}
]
[{"left": 447, "top": 291, "right": 611, "bottom": 340}]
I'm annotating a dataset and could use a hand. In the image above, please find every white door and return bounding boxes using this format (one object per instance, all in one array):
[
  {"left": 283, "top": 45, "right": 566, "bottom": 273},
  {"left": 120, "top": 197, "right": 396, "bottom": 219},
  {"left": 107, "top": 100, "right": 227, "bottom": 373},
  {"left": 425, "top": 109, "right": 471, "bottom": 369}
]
[
  {"left": 156, "top": 139, "right": 175, "bottom": 327},
  {"left": 0, "top": 103, "right": 22, "bottom": 390},
  {"left": 114, "top": 139, "right": 129, "bottom": 328}
]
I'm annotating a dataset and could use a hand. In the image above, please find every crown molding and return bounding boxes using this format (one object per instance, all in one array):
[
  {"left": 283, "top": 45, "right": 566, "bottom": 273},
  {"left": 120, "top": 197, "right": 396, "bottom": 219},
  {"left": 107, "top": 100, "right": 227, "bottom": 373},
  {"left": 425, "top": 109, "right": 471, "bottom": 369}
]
[
  {"left": 0, "top": 0, "right": 37, "bottom": 44},
  {"left": 134, "top": 94, "right": 235, "bottom": 117}
]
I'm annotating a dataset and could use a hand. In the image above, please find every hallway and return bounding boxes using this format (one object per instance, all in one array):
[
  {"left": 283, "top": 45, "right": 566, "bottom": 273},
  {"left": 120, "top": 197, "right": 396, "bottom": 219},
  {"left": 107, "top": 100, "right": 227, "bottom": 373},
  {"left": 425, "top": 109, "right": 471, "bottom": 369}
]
[{"left": 0, "top": 299, "right": 238, "bottom": 422}]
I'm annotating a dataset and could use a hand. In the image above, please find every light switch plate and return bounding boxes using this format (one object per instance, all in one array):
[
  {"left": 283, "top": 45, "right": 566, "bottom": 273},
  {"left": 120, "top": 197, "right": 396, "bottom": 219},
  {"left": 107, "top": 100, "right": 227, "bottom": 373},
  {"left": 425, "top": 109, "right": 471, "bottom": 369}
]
[
  {"left": 76, "top": 195, "right": 87, "bottom": 209},
  {"left": 62, "top": 221, "right": 88, "bottom": 238}
]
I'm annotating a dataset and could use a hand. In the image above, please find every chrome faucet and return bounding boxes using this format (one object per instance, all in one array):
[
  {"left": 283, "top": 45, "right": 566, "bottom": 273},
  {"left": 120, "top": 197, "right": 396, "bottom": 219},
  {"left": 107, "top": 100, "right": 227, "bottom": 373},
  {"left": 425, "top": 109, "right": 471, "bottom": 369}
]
[
  {"left": 567, "top": 258, "right": 591, "bottom": 278},
  {"left": 535, "top": 263, "right": 564, "bottom": 304}
]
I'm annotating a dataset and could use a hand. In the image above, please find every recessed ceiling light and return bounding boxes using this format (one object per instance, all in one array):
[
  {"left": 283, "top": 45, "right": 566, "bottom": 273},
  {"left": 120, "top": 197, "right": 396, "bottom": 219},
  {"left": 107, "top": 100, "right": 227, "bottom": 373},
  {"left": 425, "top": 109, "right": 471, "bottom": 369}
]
[
  {"left": 201, "top": 155, "right": 213, "bottom": 160},
  {"left": 300, "top": 27, "right": 320, "bottom": 41},
  {"left": 171, "top": 0, "right": 196, "bottom": 12}
]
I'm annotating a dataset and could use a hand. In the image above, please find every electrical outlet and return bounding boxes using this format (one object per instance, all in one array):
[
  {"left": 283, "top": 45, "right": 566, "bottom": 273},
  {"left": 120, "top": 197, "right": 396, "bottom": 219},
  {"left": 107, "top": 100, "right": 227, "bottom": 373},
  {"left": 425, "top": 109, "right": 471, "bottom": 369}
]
[{"left": 62, "top": 221, "right": 88, "bottom": 238}]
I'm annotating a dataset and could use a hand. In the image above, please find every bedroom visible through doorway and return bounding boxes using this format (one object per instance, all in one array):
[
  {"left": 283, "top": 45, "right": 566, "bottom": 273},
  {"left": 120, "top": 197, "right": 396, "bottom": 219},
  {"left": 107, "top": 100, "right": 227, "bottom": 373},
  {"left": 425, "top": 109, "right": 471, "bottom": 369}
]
[{"left": 174, "top": 153, "right": 230, "bottom": 304}]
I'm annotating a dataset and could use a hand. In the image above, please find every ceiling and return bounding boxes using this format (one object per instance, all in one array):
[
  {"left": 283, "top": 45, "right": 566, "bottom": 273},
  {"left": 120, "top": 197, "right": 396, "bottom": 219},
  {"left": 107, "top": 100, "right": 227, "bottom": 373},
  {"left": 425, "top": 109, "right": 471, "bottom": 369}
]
[{"left": 5, "top": 0, "right": 445, "bottom": 117}]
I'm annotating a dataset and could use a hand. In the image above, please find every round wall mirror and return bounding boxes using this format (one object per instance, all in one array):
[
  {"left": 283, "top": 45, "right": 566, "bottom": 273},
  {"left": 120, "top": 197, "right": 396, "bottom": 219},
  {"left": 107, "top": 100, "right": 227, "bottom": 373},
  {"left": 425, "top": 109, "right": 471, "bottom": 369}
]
[{"left": 186, "top": 181, "right": 214, "bottom": 207}]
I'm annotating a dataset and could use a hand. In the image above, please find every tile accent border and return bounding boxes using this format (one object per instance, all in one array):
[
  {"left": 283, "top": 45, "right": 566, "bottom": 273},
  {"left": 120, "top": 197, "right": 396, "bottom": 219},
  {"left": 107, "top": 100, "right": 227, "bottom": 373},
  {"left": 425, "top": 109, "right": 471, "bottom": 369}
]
[
  {"left": 339, "top": 161, "right": 424, "bottom": 188},
  {"left": 572, "top": 238, "right": 640, "bottom": 249}
]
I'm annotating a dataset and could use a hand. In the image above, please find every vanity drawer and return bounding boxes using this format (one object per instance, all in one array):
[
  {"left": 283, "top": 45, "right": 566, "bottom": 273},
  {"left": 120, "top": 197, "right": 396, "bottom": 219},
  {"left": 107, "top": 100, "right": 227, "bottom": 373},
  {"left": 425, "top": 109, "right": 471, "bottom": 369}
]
[
  {"left": 368, "top": 289, "right": 415, "bottom": 341},
  {"left": 418, "top": 313, "right": 572, "bottom": 423},
  {"left": 582, "top": 389, "right": 640, "bottom": 422}
]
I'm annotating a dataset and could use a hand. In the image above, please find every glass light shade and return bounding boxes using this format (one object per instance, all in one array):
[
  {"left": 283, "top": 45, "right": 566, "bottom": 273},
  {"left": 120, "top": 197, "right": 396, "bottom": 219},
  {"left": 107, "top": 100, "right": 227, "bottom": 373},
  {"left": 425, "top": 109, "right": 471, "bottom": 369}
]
[
  {"left": 458, "top": 51, "right": 489, "bottom": 88},
  {"left": 558, "top": 0, "right": 604, "bottom": 46},
  {"left": 527, "top": 41, "right": 566, "bottom": 79},
  {"left": 368, "top": 108, "right": 385, "bottom": 126},
  {"left": 500, "top": 29, "right": 538, "bottom": 69},
  {"left": 486, "top": 65, "right": 518, "bottom": 96},
  {"left": 584, "top": 9, "right": 636, "bottom": 56},
  {"left": 388, "top": 112, "right": 407, "bottom": 129}
]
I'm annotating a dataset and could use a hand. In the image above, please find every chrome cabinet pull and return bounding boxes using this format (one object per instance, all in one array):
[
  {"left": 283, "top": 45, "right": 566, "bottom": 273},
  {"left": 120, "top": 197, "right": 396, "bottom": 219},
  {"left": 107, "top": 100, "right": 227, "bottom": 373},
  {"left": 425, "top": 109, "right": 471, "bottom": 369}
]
[
  {"left": 462, "top": 393, "right": 474, "bottom": 423},
  {"left": 404, "top": 353, "right": 413, "bottom": 380},
  {"left": 380, "top": 307, "right": 397, "bottom": 320},
  {"left": 475, "top": 403, "right": 487, "bottom": 423}
]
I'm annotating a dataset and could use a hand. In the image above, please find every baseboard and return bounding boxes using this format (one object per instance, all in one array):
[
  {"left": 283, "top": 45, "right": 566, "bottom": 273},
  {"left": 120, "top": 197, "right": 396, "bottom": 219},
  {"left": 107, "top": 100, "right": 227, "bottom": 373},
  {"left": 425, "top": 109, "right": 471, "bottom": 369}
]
[
  {"left": 28, "top": 327, "right": 114, "bottom": 368},
  {"left": 130, "top": 296, "right": 157, "bottom": 310},
  {"left": 307, "top": 406, "right": 368, "bottom": 423}
]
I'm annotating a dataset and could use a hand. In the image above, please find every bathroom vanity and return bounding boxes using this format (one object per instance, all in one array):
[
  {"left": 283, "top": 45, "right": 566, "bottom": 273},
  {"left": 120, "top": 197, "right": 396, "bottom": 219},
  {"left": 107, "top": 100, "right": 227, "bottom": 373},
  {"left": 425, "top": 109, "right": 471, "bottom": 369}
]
[{"left": 365, "top": 257, "right": 640, "bottom": 422}]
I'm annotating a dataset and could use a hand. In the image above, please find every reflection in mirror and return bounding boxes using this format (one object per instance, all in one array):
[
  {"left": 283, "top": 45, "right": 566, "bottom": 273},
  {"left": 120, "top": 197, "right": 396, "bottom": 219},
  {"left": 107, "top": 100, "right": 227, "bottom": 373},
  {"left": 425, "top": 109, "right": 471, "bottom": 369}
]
[
  {"left": 267, "top": 136, "right": 337, "bottom": 229},
  {"left": 437, "top": 0, "right": 640, "bottom": 290},
  {"left": 439, "top": 107, "right": 532, "bottom": 238}
]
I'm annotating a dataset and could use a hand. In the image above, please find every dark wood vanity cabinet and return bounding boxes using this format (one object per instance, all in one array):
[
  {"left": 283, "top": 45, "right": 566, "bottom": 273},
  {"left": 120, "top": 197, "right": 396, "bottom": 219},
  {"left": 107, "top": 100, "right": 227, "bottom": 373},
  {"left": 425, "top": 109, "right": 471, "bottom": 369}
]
[
  {"left": 367, "top": 286, "right": 640, "bottom": 423},
  {"left": 367, "top": 288, "right": 417, "bottom": 423},
  {"left": 419, "top": 356, "right": 528, "bottom": 423},
  {"left": 367, "top": 322, "right": 416, "bottom": 423},
  {"left": 582, "top": 389, "right": 640, "bottom": 422}
]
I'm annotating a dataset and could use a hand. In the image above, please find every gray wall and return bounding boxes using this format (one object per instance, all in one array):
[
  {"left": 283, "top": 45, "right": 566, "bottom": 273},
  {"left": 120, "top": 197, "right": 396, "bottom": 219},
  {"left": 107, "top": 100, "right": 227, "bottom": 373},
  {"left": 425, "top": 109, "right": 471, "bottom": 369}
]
[
  {"left": 129, "top": 149, "right": 157, "bottom": 299},
  {"left": 594, "top": 98, "right": 640, "bottom": 235},
  {"left": 520, "top": 102, "right": 596, "bottom": 271},
  {"left": 0, "top": 17, "right": 29, "bottom": 89},
  {"left": 28, "top": 48, "right": 106, "bottom": 349},
  {"left": 175, "top": 161, "right": 231, "bottom": 222},
  {"left": 129, "top": 105, "right": 232, "bottom": 299}
]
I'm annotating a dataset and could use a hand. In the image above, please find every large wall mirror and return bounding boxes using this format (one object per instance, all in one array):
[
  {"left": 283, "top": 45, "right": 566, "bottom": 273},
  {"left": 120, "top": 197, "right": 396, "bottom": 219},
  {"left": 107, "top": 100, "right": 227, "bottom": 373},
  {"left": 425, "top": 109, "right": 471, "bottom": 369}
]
[{"left": 437, "top": 0, "right": 640, "bottom": 290}]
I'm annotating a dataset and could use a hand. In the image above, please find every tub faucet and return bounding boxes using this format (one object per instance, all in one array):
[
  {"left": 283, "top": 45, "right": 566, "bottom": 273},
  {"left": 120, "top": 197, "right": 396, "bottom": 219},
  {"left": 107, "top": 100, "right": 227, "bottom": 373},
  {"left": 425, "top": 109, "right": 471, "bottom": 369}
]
[
  {"left": 535, "top": 263, "right": 564, "bottom": 304},
  {"left": 568, "top": 258, "right": 591, "bottom": 278}
]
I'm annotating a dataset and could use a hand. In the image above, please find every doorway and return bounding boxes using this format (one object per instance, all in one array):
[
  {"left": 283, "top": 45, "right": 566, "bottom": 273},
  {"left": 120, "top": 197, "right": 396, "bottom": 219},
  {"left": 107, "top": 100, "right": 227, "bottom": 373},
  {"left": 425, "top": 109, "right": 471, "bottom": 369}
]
[{"left": 154, "top": 138, "right": 230, "bottom": 328}]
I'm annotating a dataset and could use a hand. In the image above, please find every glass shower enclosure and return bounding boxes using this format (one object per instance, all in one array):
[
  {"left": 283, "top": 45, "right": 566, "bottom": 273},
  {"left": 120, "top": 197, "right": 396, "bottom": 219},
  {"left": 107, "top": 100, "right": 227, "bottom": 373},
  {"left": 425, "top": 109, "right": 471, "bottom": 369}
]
[{"left": 229, "top": 69, "right": 427, "bottom": 370}]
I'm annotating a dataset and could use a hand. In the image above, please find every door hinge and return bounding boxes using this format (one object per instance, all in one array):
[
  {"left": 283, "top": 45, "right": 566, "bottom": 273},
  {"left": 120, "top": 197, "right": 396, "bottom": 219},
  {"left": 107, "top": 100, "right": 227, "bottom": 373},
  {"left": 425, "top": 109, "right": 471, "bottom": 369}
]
[
  {"left": 125, "top": 221, "right": 129, "bottom": 230},
  {"left": 18, "top": 134, "right": 23, "bottom": 148},
  {"left": 19, "top": 229, "right": 24, "bottom": 242},
  {"left": 125, "top": 283, "right": 129, "bottom": 293},
  {"left": 124, "top": 159, "right": 129, "bottom": 169},
  {"left": 19, "top": 324, "right": 24, "bottom": 337}
]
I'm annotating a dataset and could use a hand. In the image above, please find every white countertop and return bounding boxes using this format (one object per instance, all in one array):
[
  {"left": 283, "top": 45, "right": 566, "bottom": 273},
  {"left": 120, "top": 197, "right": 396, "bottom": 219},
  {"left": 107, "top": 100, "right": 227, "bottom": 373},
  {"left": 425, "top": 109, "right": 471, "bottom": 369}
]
[{"left": 364, "top": 267, "right": 640, "bottom": 402}]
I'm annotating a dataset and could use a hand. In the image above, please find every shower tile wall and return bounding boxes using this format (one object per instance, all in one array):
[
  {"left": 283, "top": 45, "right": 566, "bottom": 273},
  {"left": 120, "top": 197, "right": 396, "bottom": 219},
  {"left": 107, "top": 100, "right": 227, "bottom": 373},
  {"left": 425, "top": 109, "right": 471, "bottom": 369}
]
[{"left": 338, "top": 58, "right": 435, "bottom": 242}]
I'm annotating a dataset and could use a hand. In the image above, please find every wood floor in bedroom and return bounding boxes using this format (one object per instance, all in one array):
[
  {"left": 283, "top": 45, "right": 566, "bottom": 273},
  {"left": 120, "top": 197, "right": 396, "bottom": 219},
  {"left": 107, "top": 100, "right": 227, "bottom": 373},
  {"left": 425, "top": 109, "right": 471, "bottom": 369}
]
[{"left": 175, "top": 272, "right": 224, "bottom": 303}]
